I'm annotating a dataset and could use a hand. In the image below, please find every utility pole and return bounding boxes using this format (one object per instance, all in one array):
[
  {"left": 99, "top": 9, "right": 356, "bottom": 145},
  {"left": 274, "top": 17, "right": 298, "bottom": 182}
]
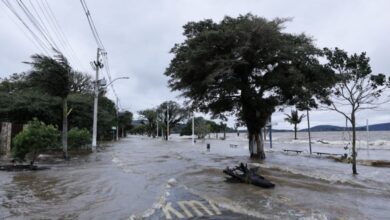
[
  {"left": 92, "top": 48, "right": 103, "bottom": 152},
  {"left": 156, "top": 111, "right": 159, "bottom": 138},
  {"left": 366, "top": 119, "right": 369, "bottom": 149},
  {"left": 116, "top": 97, "right": 119, "bottom": 141},
  {"left": 167, "top": 103, "right": 169, "bottom": 141},
  {"left": 191, "top": 112, "right": 195, "bottom": 144}
]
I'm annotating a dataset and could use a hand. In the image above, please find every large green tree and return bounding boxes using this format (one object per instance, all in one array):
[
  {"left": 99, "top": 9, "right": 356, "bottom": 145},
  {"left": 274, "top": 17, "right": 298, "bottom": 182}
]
[
  {"left": 165, "top": 14, "right": 334, "bottom": 158},
  {"left": 118, "top": 111, "right": 133, "bottom": 137},
  {"left": 180, "top": 116, "right": 210, "bottom": 138},
  {"left": 206, "top": 120, "right": 222, "bottom": 138},
  {"left": 69, "top": 71, "right": 93, "bottom": 94},
  {"left": 157, "top": 101, "right": 188, "bottom": 140},
  {"left": 138, "top": 109, "right": 157, "bottom": 137},
  {"left": 324, "top": 48, "right": 389, "bottom": 174},
  {"left": 25, "top": 52, "right": 72, "bottom": 158}
]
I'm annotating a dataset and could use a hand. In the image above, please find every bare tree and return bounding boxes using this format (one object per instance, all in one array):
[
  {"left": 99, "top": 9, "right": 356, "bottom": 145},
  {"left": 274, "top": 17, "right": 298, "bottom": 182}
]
[{"left": 324, "top": 48, "right": 389, "bottom": 174}]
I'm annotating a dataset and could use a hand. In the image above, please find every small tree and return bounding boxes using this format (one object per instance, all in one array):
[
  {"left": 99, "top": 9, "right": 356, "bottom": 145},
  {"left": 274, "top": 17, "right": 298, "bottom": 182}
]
[
  {"left": 25, "top": 51, "right": 72, "bottom": 158},
  {"left": 180, "top": 117, "right": 210, "bottom": 138},
  {"left": 118, "top": 111, "right": 133, "bottom": 137},
  {"left": 206, "top": 120, "right": 220, "bottom": 139},
  {"left": 68, "top": 127, "right": 91, "bottom": 149},
  {"left": 12, "top": 119, "right": 59, "bottom": 165},
  {"left": 324, "top": 48, "right": 389, "bottom": 174},
  {"left": 284, "top": 110, "right": 305, "bottom": 140},
  {"left": 138, "top": 109, "right": 157, "bottom": 137},
  {"left": 130, "top": 124, "right": 147, "bottom": 135}
]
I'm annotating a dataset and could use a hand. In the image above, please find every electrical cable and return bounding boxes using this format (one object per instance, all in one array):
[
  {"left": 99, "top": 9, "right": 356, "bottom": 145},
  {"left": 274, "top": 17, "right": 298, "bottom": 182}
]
[{"left": 1, "top": 0, "right": 51, "bottom": 54}]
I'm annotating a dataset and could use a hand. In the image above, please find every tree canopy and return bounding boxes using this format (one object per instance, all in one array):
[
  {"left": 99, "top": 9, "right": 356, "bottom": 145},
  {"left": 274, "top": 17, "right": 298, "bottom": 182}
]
[
  {"left": 165, "top": 14, "right": 335, "bottom": 158},
  {"left": 157, "top": 101, "right": 188, "bottom": 136},
  {"left": 138, "top": 109, "right": 157, "bottom": 137},
  {"left": 0, "top": 55, "right": 121, "bottom": 142},
  {"left": 118, "top": 111, "right": 133, "bottom": 137}
]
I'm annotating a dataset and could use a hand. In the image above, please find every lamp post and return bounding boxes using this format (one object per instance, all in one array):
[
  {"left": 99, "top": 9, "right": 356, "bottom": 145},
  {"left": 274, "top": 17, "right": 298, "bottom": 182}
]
[
  {"left": 156, "top": 109, "right": 159, "bottom": 139},
  {"left": 91, "top": 76, "right": 129, "bottom": 151},
  {"left": 192, "top": 111, "right": 195, "bottom": 145},
  {"left": 166, "top": 103, "right": 169, "bottom": 141},
  {"left": 116, "top": 97, "right": 119, "bottom": 141}
]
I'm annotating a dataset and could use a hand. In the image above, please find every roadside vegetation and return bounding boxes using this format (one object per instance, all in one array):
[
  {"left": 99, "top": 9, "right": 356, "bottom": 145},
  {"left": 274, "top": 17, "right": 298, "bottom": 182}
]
[
  {"left": 0, "top": 51, "right": 133, "bottom": 165},
  {"left": 12, "top": 119, "right": 59, "bottom": 166}
]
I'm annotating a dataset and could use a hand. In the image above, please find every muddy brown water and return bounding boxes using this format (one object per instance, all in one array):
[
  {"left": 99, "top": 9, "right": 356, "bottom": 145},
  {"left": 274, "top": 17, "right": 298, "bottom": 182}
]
[{"left": 1, "top": 136, "right": 389, "bottom": 219}]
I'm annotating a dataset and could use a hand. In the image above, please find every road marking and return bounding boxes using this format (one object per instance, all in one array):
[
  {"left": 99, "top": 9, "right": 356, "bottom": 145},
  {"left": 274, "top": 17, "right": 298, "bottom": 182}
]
[
  {"left": 163, "top": 202, "right": 185, "bottom": 219},
  {"left": 163, "top": 200, "right": 221, "bottom": 219},
  {"left": 208, "top": 200, "right": 222, "bottom": 215},
  {"left": 178, "top": 200, "right": 214, "bottom": 217}
]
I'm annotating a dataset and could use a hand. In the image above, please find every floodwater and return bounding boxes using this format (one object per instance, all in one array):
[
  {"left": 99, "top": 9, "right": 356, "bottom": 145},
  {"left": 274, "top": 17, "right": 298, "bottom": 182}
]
[{"left": 1, "top": 132, "right": 390, "bottom": 219}]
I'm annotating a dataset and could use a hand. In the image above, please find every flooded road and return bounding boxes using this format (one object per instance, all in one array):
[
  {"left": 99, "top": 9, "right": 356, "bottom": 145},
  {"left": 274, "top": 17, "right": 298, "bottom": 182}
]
[{"left": 1, "top": 135, "right": 390, "bottom": 219}]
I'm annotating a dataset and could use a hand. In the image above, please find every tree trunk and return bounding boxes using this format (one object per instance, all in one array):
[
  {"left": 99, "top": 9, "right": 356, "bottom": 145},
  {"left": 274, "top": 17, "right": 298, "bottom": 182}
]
[
  {"left": 294, "top": 124, "right": 297, "bottom": 140},
  {"left": 30, "top": 150, "right": 37, "bottom": 167},
  {"left": 248, "top": 129, "right": 265, "bottom": 159},
  {"left": 351, "top": 113, "right": 358, "bottom": 175},
  {"left": 307, "top": 109, "right": 312, "bottom": 154},
  {"left": 62, "top": 97, "right": 68, "bottom": 159}
]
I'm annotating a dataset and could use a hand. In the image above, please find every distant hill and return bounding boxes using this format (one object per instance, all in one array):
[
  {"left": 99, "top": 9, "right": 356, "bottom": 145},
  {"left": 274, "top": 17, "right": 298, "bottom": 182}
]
[
  {"left": 271, "top": 129, "right": 293, "bottom": 132},
  {"left": 364, "top": 123, "right": 390, "bottom": 131},
  {"left": 299, "top": 123, "right": 390, "bottom": 132}
]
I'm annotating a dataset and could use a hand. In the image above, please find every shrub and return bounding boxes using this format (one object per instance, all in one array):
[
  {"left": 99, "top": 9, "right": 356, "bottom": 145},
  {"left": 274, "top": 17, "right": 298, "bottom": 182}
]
[
  {"left": 12, "top": 119, "right": 59, "bottom": 164},
  {"left": 68, "top": 127, "right": 91, "bottom": 149}
]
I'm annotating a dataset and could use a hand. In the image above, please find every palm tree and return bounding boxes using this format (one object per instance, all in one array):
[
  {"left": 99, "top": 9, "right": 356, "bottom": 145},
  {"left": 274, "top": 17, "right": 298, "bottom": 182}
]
[
  {"left": 284, "top": 110, "right": 305, "bottom": 140},
  {"left": 25, "top": 51, "right": 72, "bottom": 158}
]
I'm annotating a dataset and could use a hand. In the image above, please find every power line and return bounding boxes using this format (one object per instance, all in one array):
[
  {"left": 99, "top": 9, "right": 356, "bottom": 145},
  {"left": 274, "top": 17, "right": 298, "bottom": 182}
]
[
  {"left": 40, "top": 0, "right": 87, "bottom": 71},
  {"left": 2, "top": 0, "right": 88, "bottom": 72},
  {"left": 27, "top": 0, "right": 53, "bottom": 47},
  {"left": 2, "top": 0, "right": 51, "bottom": 54},
  {"left": 0, "top": 1, "right": 45, "bottom": 55},
  {"left": 79, "top": 0, "right": 105, "bottom": 49},
  {"left": 27, "top": 0, "right": 83, "bottom": 71},
  {"left": 16, "top": 0, "right": 59, "bottom": 50},
  {"left": 37, "top": 0, "right": 66, "bottom": 48},
  {"left": 79, "top": 0, "right": 121, "bottom": 105},
  {"left": 79, "top": 0, "right": 126, "bottom": 112}
]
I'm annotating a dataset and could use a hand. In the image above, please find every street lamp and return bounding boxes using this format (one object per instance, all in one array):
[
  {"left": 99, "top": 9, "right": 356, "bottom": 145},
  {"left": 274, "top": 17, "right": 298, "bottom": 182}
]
[
  {"left": 92, "top": 76, "right": 129, "bottom": 152},
  {"left": 192, "top": 111, "right": 195, "bottom": 145}
]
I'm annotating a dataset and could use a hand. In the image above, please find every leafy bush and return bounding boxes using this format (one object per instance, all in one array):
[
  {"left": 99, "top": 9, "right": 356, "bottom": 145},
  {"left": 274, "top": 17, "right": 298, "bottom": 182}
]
[
  {"left": 12, "top": 119, "right": 59, "bottom": 164},
  {"left": 68, "top": 127, "right": 91, "bottom": 149}
]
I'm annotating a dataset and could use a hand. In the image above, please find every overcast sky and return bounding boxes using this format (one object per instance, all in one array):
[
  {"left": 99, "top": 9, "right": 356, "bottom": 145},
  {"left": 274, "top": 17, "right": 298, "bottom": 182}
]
[{"left": 1, "top": 0, "right": 389, "bottom": 129}]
